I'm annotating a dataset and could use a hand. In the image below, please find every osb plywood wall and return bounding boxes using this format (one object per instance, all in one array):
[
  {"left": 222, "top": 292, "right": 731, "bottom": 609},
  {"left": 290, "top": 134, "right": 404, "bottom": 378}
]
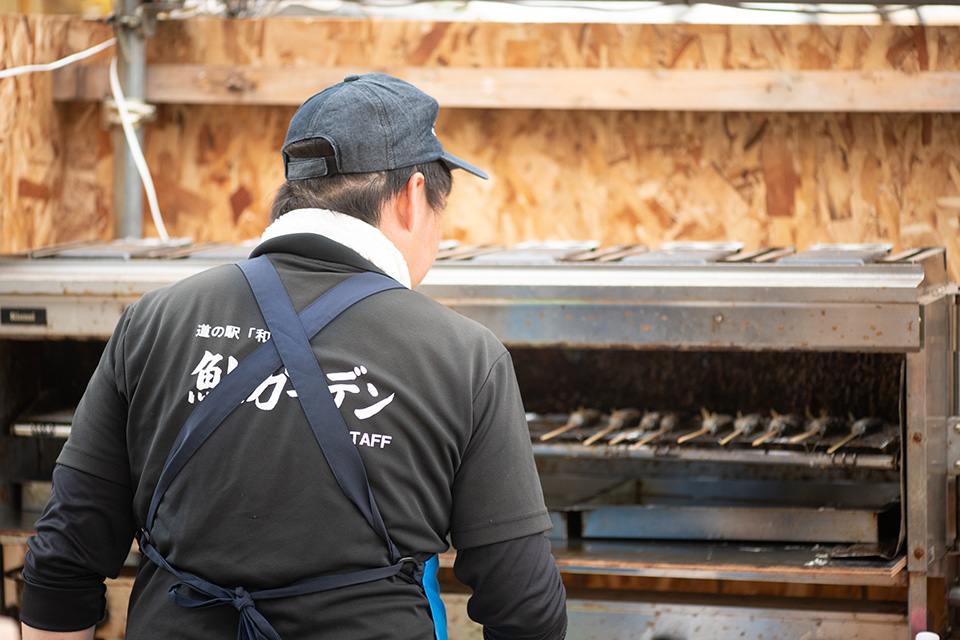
[
  {"left": 0, "top": 15, "right": 113, "bottom": 249},
  {"left": 2, "top": 16, "right": 960, "bottom": 278}
]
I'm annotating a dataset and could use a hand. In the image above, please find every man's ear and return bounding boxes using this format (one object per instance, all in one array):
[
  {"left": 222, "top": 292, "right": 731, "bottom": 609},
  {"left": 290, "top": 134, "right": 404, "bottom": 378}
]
[{"left": 394, "top": 172, "right": 427, "bottom": 232}]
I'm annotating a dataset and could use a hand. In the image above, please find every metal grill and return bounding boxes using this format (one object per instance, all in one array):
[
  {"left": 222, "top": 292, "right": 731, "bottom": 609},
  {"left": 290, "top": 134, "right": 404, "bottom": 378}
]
[{"left": 0, "top": 240, "right": 955, "bottom": 639}]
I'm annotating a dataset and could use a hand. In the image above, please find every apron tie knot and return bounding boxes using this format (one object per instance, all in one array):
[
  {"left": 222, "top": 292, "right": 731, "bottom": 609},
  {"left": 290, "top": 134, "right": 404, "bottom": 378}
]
[
  {"left": 232, "top": 586, "right": 256, "bottom": 612},
  {"left": 165, "top": 575, "right": 282, "bottom": 640}
]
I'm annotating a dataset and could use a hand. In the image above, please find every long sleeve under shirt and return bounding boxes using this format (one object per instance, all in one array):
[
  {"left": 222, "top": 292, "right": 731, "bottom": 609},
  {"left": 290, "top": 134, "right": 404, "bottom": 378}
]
[{"left": 24, "top": 466, "right": 567, "bottom": 639}]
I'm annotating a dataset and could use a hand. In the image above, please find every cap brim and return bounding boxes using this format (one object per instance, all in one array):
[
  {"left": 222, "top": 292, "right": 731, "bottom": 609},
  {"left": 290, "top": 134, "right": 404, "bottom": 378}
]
[{"left": 441, "top": 151, "right": 489, "bottom": 180}]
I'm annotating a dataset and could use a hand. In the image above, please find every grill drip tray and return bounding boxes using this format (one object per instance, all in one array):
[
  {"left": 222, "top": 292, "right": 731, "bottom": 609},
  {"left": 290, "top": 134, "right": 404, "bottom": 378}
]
[
  {"left": 540, "top": 474, "right": 900, "bottom": 548},
  {"left": 545, "top": 538, "right": 906, "bottom": 587},
  {"left": 538, "top": 471, "right": 904, "bottom": 587}
]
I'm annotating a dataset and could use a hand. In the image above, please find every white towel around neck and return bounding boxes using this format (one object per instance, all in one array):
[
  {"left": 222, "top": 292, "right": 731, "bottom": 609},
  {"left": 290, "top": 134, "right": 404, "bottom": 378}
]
[{"left": 260, "top": 208, "right": 411, "bottom": 288}]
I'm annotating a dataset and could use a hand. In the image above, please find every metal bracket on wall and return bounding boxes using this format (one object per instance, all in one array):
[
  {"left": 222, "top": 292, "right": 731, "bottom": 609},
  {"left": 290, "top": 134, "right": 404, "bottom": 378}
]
[
  {"left": 100, "top": 97, "right": 156, "bottom": 130},
  {"left": 953, "top": 291, "right": 960, "bottom": 419},
  {"left": 107, "top": 1, "right": 183, "bottom": 37},
  {"left": 948, "top": 417, "right": 960, "bottom": 476}
]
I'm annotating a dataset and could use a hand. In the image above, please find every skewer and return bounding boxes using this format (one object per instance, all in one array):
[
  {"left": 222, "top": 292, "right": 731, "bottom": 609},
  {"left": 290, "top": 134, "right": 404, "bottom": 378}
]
[
  {"left": 751, "top": 429, "right": 779, "bottom": 447},
  {"left": 826, "top": 431, "right": 859, "bottom": 453},
  {"left": 719, "top": 412, "right": 765, "bottom": 446},
  {"left": 676, "top": 408, "right": 712, "bottom": 444},
  {"left": 633, "top": 412, "right": 682, "bottom": 448},
  {"left": 583, "top": 408, "right": 641, "bottom": 446},
  {"left": 609, "top": 410, "right": 661, "bottom": 445},
  {"left": 826, "top": 416, "right": 885, "bottom": 454},
  {"left": 787, "top": 430, "right": 817, "bottom": 444},
  {"left": 788, "top": 413, "right": 844, "bottom": 444},
  {"left": 751, "top": 411, "right": 801, "bottom": 447},
  {"left": 677, "top": 408, "right": 733, "bottom": 444},
  {"left": 675, "top": 425, "right": 710, "bottom": 444},
  {"left": 539, "top": 408, "right": 601, "bottom": 441}
]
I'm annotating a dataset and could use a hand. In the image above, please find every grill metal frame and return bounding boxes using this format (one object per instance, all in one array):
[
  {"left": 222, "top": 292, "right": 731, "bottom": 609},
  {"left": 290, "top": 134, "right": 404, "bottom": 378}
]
[{"left": 0, "top": 241, "right": 955, "bottom": 639}]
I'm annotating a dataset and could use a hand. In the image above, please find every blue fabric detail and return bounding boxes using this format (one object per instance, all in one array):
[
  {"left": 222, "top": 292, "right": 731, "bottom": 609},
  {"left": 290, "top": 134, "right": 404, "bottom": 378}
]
[{"left": 423, "top": 554, "right": 448, "bottom": 640}]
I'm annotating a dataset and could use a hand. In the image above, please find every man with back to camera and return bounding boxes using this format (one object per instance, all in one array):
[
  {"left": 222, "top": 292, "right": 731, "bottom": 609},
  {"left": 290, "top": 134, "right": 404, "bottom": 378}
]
[{"left": 20, "top": 73, "right": 568, "bottom": 640}]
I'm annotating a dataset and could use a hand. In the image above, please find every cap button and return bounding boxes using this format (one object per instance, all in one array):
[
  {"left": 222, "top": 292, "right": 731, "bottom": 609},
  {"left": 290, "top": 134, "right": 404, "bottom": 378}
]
[{"left": 343, "top": 74, "right": 360, "bottom": 82}]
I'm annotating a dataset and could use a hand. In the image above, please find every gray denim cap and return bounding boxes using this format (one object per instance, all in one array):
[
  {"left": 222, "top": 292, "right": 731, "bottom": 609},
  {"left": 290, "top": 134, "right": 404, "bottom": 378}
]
[{"left": 283, "top": 73, "right": 488, "bottom": 181}]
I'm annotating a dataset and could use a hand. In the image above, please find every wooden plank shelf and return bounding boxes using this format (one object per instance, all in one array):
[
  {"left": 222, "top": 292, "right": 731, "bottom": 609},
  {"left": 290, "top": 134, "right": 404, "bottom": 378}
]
[{"left": 52, "top": 65, "right": 960, "bottom": 112}]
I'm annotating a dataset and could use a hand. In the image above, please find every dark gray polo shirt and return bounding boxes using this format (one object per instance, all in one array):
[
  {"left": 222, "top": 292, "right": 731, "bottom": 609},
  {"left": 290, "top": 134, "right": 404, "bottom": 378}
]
[{"left": 38, "top": 233, "right": 553, "bottom": 639}]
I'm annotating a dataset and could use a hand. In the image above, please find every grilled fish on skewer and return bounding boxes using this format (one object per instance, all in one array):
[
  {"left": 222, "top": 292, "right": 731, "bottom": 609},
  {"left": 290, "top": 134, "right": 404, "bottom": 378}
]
[
  {"left": 677, "top": 408, "right": 733, "bottom": 444},
  {"left": 752, "top": 411, "right": 802, "bottom": 447},
  {"left": 609, "top": 410, "right": 661, "bottom": 445},
  {"left": 788, "top": 411, "right": 845, "bottom": 444},
  {"left": 633, "top": 411, "right": 683, "bottom": 448},
  {"left": 719, "top": 412, "right": 765, "bottom": 446},
  {"left": 827, "top": 416, "right": 885, "bottom": 454},
  {"left": 539, "top": 408, "right": 601, "bottom": 441},
  {"left": 583, "top": 408, "right": 641, "bottom": 446}
]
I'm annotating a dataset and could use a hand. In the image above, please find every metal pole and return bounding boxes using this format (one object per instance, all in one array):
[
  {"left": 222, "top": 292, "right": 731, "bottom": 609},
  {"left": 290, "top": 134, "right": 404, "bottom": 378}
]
[{"left": 112, "top": 0, "right": 145, "bottom": 240}]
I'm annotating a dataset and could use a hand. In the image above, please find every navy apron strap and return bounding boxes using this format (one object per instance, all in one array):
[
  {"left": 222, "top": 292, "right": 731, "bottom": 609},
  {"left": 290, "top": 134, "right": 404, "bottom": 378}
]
[
  {"left": 140, "top": 535, "right": 417, "bottom": 640},
  {"left": 238, "top": 256, "right": 402, "bottom": 561},
  {"left": 145, "top": 258, "right": 403, "bottom": 532}
]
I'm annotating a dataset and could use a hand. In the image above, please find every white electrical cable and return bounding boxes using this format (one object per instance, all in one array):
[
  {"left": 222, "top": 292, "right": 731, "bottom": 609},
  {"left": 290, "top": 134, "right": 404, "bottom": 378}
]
[
  {"left": 0, "top": 38, "right": 117, "bottom": 80},
  {"left": 109, "top": 56, "right": 170, "bottom": 242},
  {"left": 0, "top": 38, "right": 170, "bottom": 242}
]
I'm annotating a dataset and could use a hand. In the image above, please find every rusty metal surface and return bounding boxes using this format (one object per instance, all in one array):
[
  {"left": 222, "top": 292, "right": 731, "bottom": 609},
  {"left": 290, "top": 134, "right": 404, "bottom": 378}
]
[
  {"left": 562, "top": 598, "right": 907, "bottom": 640},
  {"left": 514, "top": 349, "right": 903, "bottom": 423},
  {"left": 422, "top": 256, "right": 931, "bottom": 304},
  {"left": 0, "top": 243, "right": 944, "bottom": 348},
  {"left": 577, "top": 503, "right": 885, "bottom": 544},
  {"left": 441, "top": 590, "right": 908, "bottom": 640},
  {"left": 421, "top": 244, "right": 944, "bottom": 350},
  {"left": 545, "top": 539, "right": 907, "bottom": 586},
  {"left": 436, "top": 298, "right": 922, "bottom": 351}
]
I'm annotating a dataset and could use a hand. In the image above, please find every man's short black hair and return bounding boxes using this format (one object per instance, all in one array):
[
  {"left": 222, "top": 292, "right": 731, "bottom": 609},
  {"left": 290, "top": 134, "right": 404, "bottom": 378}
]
[{"left": 270, "top": 138, "right": 453, "bottom": 225}]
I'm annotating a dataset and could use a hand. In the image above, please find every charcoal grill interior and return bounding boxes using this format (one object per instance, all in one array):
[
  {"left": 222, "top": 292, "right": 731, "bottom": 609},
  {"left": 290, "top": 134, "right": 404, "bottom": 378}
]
[
  {"left": 508, "top": 346, "right": 906, "bottom": 552},
  {"left": 512, "top": 347, "right": 903, "bottom": 426}
]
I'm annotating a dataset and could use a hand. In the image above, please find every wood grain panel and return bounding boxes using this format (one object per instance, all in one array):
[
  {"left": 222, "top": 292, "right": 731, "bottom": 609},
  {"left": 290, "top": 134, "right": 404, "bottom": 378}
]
[
  {"left": 51, "top": 65, "right": 960, "bottom": 111},
  {"left": 0, "top": 15, "right": 113, "bottom": 253},
  {"left": 3, "top": 16, "right": 960, "bottom": 282}
]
